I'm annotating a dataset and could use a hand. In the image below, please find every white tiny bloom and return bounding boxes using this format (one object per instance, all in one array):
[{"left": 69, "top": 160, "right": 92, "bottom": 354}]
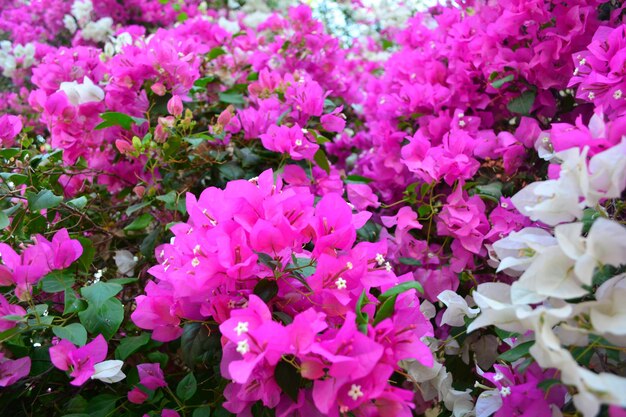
[
  {"left": 114, "top": 250, "right": 137, "bottom": 277},
  {"left": 234, "top": 321, "right": 249, "bottom": 336},
  {"left": 217, "top": 17, "right": 241, "bottom": 34},
  {"left": 191, "top": 257, "right": 200, "bottom": 267},
  {"left": 94, "top": 269, "right": 103, "bottom": 280},
  {"left": 236, "top": 339, "right": 250, "bottom": 355},
  {"left": 58, "top": 76, "right": 105, "bottom": 106},
  {"left": 458, "top": 120, "right": 466, "bottom": 127},
  {"left": 346, "top": 261, "right": 353, "bottom": 270},
  {"left": 588, "top": 91, "right": 595, "bottom": 100},
  {"left": 91, "top": 360, "right": 126, "bottom": 383},
  {"left": 384, "top": 261, "right": 392, "bottom": 272},
  {"left": 294, "top": 139, "right": 303, "bottom": 146},
  {"left": 81, "top": 17, "right": 114, "bottom": 43},
  {"left": 375, "top": 253, "right": 385, "bottom": 265},
  {"left": 348, "top": 384, "right": 364, "bottom": 401},
  {"left": 7, "top": 181, "right": 15, "bottom": 189},
  {"left": 193, "top": 244, "right": 201, "bottom": 254},
  {"left": 613, "top": 89, "right": 622, "bottom": 99},
  {"left": 438, "top": 290, "right": 480, "bottom": 327},
  {"left": 335, "top": 277, "right": 347, "bottom": 290},
  {"left": 499, "top": 386, "right": 511, "bottom": 397},
  {"left": 33, "top": 342, "right": 42, "bottom": 348},
  {"left": 63, "top": 15, "right": 78, "bottom": 33},
  {"left": 579, "top": 58, "right": 586, "bottom": 65}
]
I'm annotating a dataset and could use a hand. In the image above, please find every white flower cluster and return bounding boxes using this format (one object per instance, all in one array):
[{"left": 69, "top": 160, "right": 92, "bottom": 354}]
[
  {"left": 63, "top": 0, "right": 114, "bottom": 43},
  {"left": 469, "top": 139, "right": 626, "bottom": 416},
  {"left": 0, "top": 41, "right": 36, "bottom": 78}
]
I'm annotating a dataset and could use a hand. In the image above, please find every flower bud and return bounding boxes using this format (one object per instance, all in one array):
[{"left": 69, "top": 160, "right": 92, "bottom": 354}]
[{"left": 167, "top": 95, "right": 183, "bottom": 117}]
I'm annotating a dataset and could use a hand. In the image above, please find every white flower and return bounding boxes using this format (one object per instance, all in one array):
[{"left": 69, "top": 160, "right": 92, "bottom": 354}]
[
  {"left": 590, "top": 274, "right": 626, "bottom": 336},
  {"left": 438, "top": 290, "right": 479, "bottom": 327},
  {"left": 556, "top": 219, "right": 626, "bottom": 286},
  {"left": 71, "top": 0, "right": 94, "bottom": 27},
  {"left": 13, "top": 43, "right": 35, "bottom": 68},
  {"left": 467, "top": 283, "right": 531, "bottom": 333},
  {"left": 63, "top": 14, "right": 78, "bottom": 34},
  {"left": 491, "top": 227, "right": 557, "bottom": 274},
  {"left": 217, "top": 17, "right": 240, "bottom": 34},
  {"left": 114, "top": 250, "right": 138, "bottom": 277},
  {"left": 58, "top": 76, "right": 105, "bottom": 106},
  {"left": 587, "top": 139, "right": 626, "bottom": 205},
  {"left": 91, "top": 360, "right": 125, "bottom": 383},
  {"left": 475, "top": 389, "right": 502, "bottom": 417},
  {"left": 511, "top": 179, "right": 582, "bottom": 226},
  {"left": 81, "top": 17, "right": 114, "bottom": 43}
]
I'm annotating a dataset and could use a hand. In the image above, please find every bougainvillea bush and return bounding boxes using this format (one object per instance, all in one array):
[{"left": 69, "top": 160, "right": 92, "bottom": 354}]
[{"left": 0, "top": 0, "right": 626, "bottom": 416}]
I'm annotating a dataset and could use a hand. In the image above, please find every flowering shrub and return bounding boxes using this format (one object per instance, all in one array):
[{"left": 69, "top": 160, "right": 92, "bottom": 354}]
[{"left": 0, "top": 0, "right": 625, "bottom": 416}]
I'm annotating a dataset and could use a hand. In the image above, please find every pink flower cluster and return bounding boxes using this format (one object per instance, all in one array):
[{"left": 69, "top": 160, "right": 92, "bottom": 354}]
[
  {"left": 132, "top": 169, "right": 433, "bottom": 416},
  {"left": 0, "top": 229, "right": 82, "bottom": 300}
]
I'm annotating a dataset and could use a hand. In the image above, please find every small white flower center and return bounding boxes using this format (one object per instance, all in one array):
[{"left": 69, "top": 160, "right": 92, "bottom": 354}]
[
  {"left": 375, "top": 253, "right": 385, "bottom": 266},
  {"left": 335, "top": 277, "right": 347, "bottom": 290},
  {"left": 236, "top": 339, "right": 250, "bottom": 355},
  {"left": 346, "top": 261, "right": 353, "bottom": 270},
  {"left": 384, "top": 261, "right": 392, "bottom": 272},
  {"left": 614, "top": 89, "right": 623, "bottom": 99},
  {"left": 348, "top": 384, "right": 364, "bottom": 401},
  {"left": 500, "top": 386, "right": 511, "bottom": 397},
  {"left": 191, "top": 257, "right": 200, "bottom": 267},
  {"left": 588, "top": 91, "right": 595, "bottom": 100},
  {"left": 234, "top": 321, "right": 249, "bottom": 336},
  {"left": 295, "top": 139, "right": 303, "bottom": 146}
]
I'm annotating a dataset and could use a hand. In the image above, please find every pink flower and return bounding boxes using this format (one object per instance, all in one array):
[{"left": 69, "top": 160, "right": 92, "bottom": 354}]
[
  {"left": 137, "top": 363, "right": 167, "bottom": 390},
  {"left": 0, "top": 294, "right": 26, "bottom": 332},
  {"left": 437, "top": 185, "right": 489, "bottom": 254},
  {"left": 167, "top": 95, "right": 183, "bottom": 117},
  {"left": 0, "top": 114, "right": 22, "bottom": 147},
  {"left": 0, "top": 353, "right": 30, "bottom": 387},
  {"left": 49, "top": 334, "right": 108, "bottom": 386}
]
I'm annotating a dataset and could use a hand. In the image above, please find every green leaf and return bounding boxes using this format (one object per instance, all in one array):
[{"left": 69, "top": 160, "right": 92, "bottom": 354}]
[
  {"left": 491, "top": 74, "right": 514, "bottom": 89},
  {"left": 27, "top": 189, "right": 63, "bottom": 211},
  {"left": 64, "top": 289, "right": 87, "bottom": 314},
  {"left": 498, "top": 340, "right": 534, "bottom": 362},
  {"left": 53, "top": 323, "right": 87, "bottom": 346},
  {"left": 373, "top": 294, "right": 398, "bottom": 325},
  {"left": 193, "top": 407, "right": 212, "bottom": 417},
  {"left": 344, "top": 175, "right": 374, "bottom": 184},
  {"left": 115, "top": 332, "right": 151, "bottom": 360},
  {"left": 274, "top": 360, "right": 301, "bottom": 402},
  {"left": 177, "top": 12, "right": 188, "bottom": 22},
  {"left": 76, "top": 237, "right": 95, "bottom": 271},
  {"left": 208, "top": 47, "right": 226, "bottom": 60},
  {"left": 124, "top": 213, "right": 153, "bottom": 231},
  {"left": 379, "top": 281, "right": 424, "bottom": 302},
  {"left": 218, "top": 92, "right": 245, "bottom": 105},
  {"left": 126, "top": 201, "right": 151, "bottom": 216},
  {"left": 193, "top": 76, "right": 215, "bottom": 89},
  {"left": 474, "top": 182, "right": 503, "bottom": 202},
  {"left": 398, "top": 257, "right": 422, "bottom": 266},
  {"left": 86, "top": 394, "right": 119, "bottom": 417},
  {"left": 507, "top": 90, "right": 536, "bottom": 115},
  {"left": 67, "top": 196, "right": 88, "bottom": 210},
  {"left": 253, "top": 279, "right": 278, "bottom": 303},
  {"left": 537, "top": 378, "right": 562, "bottom": 392},
  {"left": 181, "top": 323, "right": 212, "bottom": 367},
  {"left": 313, "top": 149, "right": 330, "bottom": 174},
  {"left": 417, "top": 205, "right": 432, "bottom": 217},
  {"left": 0, "top": 211, "right": 8, "bottom": 229},
  {"left": 81, "top": 282, "right": 123, "bottom": 306},
  {"left": 41, "top": 270, "right": 75, "bottom": 293},
  {"left": 355, "top": 290, "right": 370, "bottom": 334},
  {"left": 78, "top": 297, "right": 124, "bottom": 340},
  {"left": 176, "top": 372, "right": 197, "bottom": 401},
  {"left": 96, "top": 112, "right": 146, "bottom": 130}
]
